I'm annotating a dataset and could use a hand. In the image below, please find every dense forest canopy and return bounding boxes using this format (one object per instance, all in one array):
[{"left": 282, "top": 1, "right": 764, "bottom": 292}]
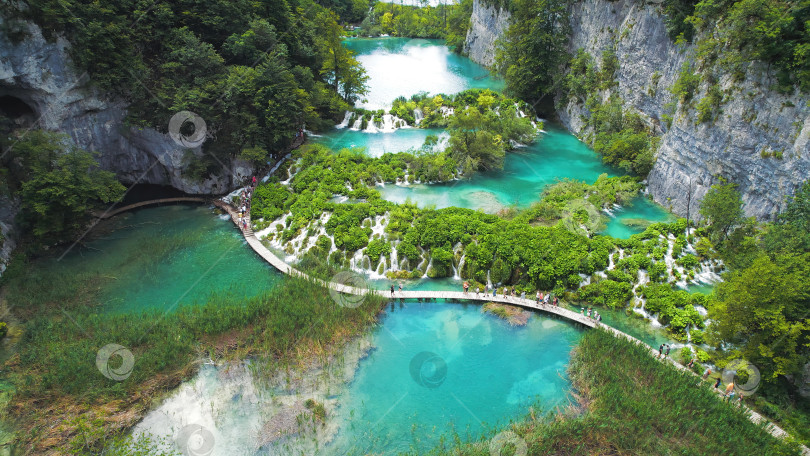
[{"left": 2, "top": 0, "right": 369, "bottom": 172}]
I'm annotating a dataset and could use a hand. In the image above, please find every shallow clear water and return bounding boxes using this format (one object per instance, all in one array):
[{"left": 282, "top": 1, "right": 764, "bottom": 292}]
[
  {"left": 133, "top": 300, "right": 583, "bottom": 455},
  {"left": 344, "top": 37, "right": 503, "bottom": 110},
  {"left": 601, "top": 196, "right": 675, "bottom": 238},
  {"left": 376, "top": 126, "right": 624, "bottom": 213},
  {"left": 44, "top": 205, "right": 281, "bottom": 314},
  {"left": 312, "top": 127, "right": 445, "bottom": 157}
]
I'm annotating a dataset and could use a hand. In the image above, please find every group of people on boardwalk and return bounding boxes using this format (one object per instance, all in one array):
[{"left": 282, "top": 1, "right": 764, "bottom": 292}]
[
  {"left": 581, "top": 307, "right": 602, "bottom": 322},
  {"left": 236, "top": 176, "right": 258, "bottom": 231},
  {"left": 461, "top": 282, "right": 561, "bottom": 307}
]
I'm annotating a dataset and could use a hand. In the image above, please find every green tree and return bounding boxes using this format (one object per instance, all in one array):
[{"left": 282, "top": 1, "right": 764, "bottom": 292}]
[
  {"left": 708, "top": 254, "right": 810, "bottom": 381},
  {"left": 316, "top": 10, "right": 369, "bottom": 104},
  {"left": 11, "top": 131, "right": 125, "bottom": 244},
  {"left": 447, "top": 107, "right": 505, "bottom": 174},
  {"left": 496, "top": 0, "right": 570, "bottom": 101},
  {"left": 699, "top": 180, "right": 745, "bottom": 243}
]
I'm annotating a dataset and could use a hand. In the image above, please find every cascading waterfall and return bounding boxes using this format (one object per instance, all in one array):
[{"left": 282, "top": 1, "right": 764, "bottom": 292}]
[
  {"left": 351, "top": 116, "right": 363, "bottom": 130},
  {"left": 486, "top": 270, "right": 492, "bottom": 288},
  {"left": 422, "top": 257, "right": 433, "bottom": 279},
  {"left": 337, "top": 111, "right": 353, "bottom": 129},
  {"left": 390, "top": 245, "right": 399, "bottom": 272},
  {"left": 364, "top": 115, "right": 379, "bottom": 133},
  {"left": 381, "top": 114, "right": 396, "bottom": 132},
  {"left": 413, "top": 108, "right": 423, "bottom": 125},
  {"left": 456, "top": 254, "right": 466, "bottom": 280}
]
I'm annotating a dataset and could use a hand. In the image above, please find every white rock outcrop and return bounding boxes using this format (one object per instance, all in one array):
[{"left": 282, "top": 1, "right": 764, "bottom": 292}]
[
  {"left": 0, "top": 17, "right": 252, "bottom": 195},
  {"left": 464, "top": 0, "right": 810, "bottom": 220}
]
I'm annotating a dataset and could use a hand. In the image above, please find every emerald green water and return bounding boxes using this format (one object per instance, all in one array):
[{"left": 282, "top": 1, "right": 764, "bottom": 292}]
[
  {"left": 39, "top": 205, "right": 281, "bottom": 314},
  {"left": 344, "top": 37, "right": 504, "bottom": 109},
  {"left": 602, "top": 196, "right": 676, "bottom": 238}
]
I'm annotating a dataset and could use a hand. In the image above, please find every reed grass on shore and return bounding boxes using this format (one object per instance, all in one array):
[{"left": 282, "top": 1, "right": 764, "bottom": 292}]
[{"left": 417, "top": 329, "right": 803, "bottom": 455}]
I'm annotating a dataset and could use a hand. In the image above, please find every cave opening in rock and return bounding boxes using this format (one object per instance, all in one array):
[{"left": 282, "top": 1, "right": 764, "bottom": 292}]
[{"left": 0, "top": 95, "right": 37, "bottom": 129}]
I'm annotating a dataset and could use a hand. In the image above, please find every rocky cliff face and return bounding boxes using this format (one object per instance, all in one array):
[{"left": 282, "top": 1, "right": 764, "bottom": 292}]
[
  {"left": 463, "top": 0, "right": 510, "bottom": 68},
  {"left": 0, "top": 18, "right": 252, "bottom": 196},
  {"left": 465, "top": 0, "right": 810, "bottom": 220}
]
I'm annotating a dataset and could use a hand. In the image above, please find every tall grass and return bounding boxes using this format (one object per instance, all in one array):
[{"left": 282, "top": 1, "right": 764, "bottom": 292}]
[
  {"left": 416, "top": 329, "right": 803, "bottom": 455},
  {"left": 3, "top": 276, "right": 386, "bottom": 451}
]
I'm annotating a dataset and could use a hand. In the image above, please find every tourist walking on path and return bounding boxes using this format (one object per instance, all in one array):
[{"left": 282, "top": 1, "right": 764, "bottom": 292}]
[
  {"left": 536, "top": 291, "right": 541, "bottom": 304},
  {"left": 476, "top": 287, "right": 480, "bottom": 297},
  {"left": 702, "top": 368, "right": 712, "bottom": 380},
  {"left": 390, "top": 284, "right": 395, "bottom": 296},
  {"left": 714, "top": 377, "right": 722, "bottom": 389},
  {"left": 687, "top": 359, "right": 695, "bottom": 368},
  {"left": 553, "top": 296, "right": 558, "bottom": 307},
  {"left": 665, "top": 345, "right": 671, "bottom": 358},
  {"left": 658, "top": 344, "right": 664, "bottom": 358},
  {"left": 463, "top": 281, "right": 469, "bottom": 294},
  {"left": 399, "top": 282, "right": 403, "bottom": 293},
  {"left": 723, "top": 382, "right": 734, "bottom": 402}
]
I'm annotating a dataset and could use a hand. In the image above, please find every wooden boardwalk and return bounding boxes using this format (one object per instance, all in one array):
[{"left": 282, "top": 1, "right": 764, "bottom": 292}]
[{"left": 95, "top": 197, "right": 210, "bottom": 219}]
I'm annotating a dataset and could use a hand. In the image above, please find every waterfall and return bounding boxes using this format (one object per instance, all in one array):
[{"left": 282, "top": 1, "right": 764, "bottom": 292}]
[
  {"left": 486, "top": 270, "right": 492, "bottom": 288},
  {"left": 336, "top": 111, "right": 353, "bottom": 129},
  {"left": 413, "top": 108, "right": 424, "bottom": 125},
  {"left": 380, "top": 114, "right": 396, "bottom": 132},
  {"left": 422, "top": 257, "right": 433, "bottom": 279},
  {"left": 351, "top": 116, "right": 363, "bottom": 130},
  {"left": 364, "top": 115, "right": 379, "bottom": 133},
  {"left": 456, "top": 254, "right": 466, "bottom": 280},
  {"left": 390, "top": 245, "right": 399, "bottom": 272},
  {"left": 349, "top": 249, "right": 364, "bottom": 272}
]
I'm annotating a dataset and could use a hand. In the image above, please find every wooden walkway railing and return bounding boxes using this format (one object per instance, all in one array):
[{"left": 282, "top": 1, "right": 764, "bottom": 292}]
[{"left": 95, "top": 197, "right": 211, "bottom": 219}]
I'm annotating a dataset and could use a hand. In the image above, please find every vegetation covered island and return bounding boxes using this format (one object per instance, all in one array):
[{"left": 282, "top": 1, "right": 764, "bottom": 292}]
[{"left": 0, "top": 0, "right": 808, "bottom": 454}]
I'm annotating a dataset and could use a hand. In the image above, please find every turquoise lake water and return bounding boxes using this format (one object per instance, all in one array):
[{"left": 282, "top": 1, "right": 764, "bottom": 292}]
[
  {"left": 41, "top": 205, "right": 281, "bottom": 314},
  {"left": 131, "top": 300, "right": 583, "bottom": 456},
  {"left": 344, "top": 37, "right": 504, "bottom": 110},
  {"left": 327, "top": 300, "right": 582, "bottom": 455}
]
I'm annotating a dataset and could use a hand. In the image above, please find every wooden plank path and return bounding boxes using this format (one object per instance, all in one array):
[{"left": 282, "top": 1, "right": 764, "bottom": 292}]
[
  {"left": 100, "top": 195, "right": 808, "bottom": 453},
  {"left": 95, "top": 197, "right": 210, "bottom": 219}
]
